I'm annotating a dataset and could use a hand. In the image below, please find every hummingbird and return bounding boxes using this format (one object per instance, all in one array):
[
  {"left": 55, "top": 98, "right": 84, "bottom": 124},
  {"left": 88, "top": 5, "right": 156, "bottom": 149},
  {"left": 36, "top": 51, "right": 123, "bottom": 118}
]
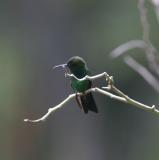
[{"left": 53, "top": 56, "right": 98, "bottom": 114}]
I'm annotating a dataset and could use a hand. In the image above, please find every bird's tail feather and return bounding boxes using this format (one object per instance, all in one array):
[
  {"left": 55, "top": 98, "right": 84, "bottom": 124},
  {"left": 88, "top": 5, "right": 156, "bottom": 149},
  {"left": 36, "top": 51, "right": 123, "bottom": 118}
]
[{"left": 80, "top": 93, "right": 98, "bottom": 114}]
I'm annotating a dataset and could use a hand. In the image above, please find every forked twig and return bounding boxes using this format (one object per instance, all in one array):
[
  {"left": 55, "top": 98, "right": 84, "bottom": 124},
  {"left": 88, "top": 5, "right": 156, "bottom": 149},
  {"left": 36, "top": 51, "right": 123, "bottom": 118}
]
[
  {"left": 124, "top": 56, "right": 159, "bottom": 93},
  {"left": 110, "top": 40, "right": 146, "bottom": 58},
  {"left": 24, "top": 94, "right": 76, "bottom": 122},
  {"left": 110, "top": 0, "right": 159, "bottom": 93},
  {"left": 24, "top": 72, "right": 159, "bottom": 123},
  {"left": 138, "top": 0, "right": 159, "bottom": 72}
]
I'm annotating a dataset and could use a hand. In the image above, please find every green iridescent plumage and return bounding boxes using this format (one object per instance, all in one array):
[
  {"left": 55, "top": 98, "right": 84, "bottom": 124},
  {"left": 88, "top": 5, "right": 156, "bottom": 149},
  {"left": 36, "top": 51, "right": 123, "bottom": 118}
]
[{"left": 67, "top": 56, "right": 98, "bottom": 114}]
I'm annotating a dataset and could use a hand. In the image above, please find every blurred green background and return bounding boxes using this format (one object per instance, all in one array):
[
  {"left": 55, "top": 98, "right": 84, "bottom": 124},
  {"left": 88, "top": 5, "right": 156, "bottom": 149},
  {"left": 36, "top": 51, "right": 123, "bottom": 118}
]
[{"left": 1, "top": 0, "right": 159, "bottom": 160}]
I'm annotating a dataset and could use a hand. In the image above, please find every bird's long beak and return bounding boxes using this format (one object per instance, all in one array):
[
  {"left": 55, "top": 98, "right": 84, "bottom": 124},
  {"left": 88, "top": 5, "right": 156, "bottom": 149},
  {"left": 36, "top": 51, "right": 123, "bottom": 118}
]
[{"left": 52, "top": 63, "right": 67, "bottom": 69}]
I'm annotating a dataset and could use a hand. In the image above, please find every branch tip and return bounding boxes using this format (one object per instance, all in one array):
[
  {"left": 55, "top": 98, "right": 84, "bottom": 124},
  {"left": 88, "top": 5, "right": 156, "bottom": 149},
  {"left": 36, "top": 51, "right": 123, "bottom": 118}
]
[{"left": 24, "top": 119, "right": 29, "bottom": 122}]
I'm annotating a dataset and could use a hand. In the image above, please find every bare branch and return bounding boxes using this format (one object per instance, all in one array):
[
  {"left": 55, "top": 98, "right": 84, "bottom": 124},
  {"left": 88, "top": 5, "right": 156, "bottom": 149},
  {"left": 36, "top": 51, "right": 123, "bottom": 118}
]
[
  {"left": 109, "top": 0, "right": 159, "bottom": 93},
  {"left": 151, "top": 0, "right": 159, "bottom": 23},
  {"left": 138, "top": 0, "right": 150, "bottom": 43},
  {"left": 103, "top": 85, "right": 159, "bottom": 113},
  {"left": 24, "top": 72, "right": 159, "bottom": 123},
  {"left": 110, "top": 40, "right": 146, "bottom": 58},
  {"left": 24, "top": 87, "right": 125, "bottom": 123},
  {"left": 66, "top": 72, "right": 110, "bottom": 82},
  {"left": 66, "top": 73, "right": 159, "bottom": 115},
  {"left": 24, "top": 94, "right": 76, "bottom": 122},
  {"left": 124, "top": 55, "right": 159, "bottom": 93},
  {"left": 138, "top": 0, "right": 159, "bottom": 72},
  {"left": 91, "top": 87, "right": 126, "bottom": 103},
  {"left": 110, "top": 0, "right": 159, "bottom": 73}
]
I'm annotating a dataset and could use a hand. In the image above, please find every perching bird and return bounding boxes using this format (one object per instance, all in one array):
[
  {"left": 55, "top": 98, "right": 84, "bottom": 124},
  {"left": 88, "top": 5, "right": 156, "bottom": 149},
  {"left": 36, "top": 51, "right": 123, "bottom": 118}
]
[{"left": 54, "top": 56, "right": 98, "bottom": 114}]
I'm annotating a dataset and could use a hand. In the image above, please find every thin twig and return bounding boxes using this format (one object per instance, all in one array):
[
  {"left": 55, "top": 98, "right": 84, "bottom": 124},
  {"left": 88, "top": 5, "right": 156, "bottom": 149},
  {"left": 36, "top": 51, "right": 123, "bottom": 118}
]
[
  {"left": 24, "top": 87, "right": 125, "bottom": 123},
  {"left": 24, "top": 94, "right": 76, "bottom": 122},
  {"left": 103, "top": 86, "right": 158, "bottom": 113},
  {"left": 110, "top": 40, "right": 146, "bottom": 58},
  {"left": 124, "top": 55, "right": 159, "bottom": 93},
  {"left": 111, "top": 0, "right": 159, "bottom": 73},
  {"left": 151, "top": 0, "right": 159, "bottom": 23},
  {"left": 138, "top": 0, "right": 150, "bottom": 43},
  {"left": 65, "top": 72, "right": 110, "bottom": 81},
  {"left": 63, "top": 73, "right": 159, "bottom": 115},
  {"left": 138, "top": 0, "right": 159, "bottom": 72},
  {"left": 91, "top": 87, "right": 126, "bottom": 103},
  {"left": 110, "top": 0, "right": 159, "bottom": 93}
]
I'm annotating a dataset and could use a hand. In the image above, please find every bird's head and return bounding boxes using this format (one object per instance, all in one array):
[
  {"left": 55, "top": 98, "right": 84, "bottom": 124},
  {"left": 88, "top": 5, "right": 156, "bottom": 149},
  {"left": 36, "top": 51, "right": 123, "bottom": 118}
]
[
  {"left": 53, "top": 56, "right": 87, "bottom": 74},
  {"left": 66, "top": 56, "right": 86, "bottom": 73}
]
